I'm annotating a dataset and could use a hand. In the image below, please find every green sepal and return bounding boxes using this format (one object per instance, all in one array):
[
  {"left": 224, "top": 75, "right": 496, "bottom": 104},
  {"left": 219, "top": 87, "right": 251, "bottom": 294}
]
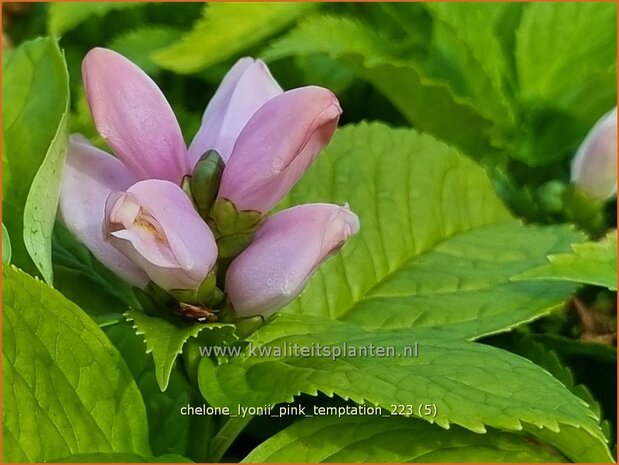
[
  {"left": 209, "top": 198, "right": 264, "bottom": 259},
  {"left": 191, "top": 150, "right": 225, "bottom": 220},
  {"left": 182, "top": 338, "right": 203, "bottom": 385},
  {"left": 168, "top": 269, "right": 219, "bottom": 306},
  {"left": 210, "top": 197, "right": 263, "bottom": 236}
]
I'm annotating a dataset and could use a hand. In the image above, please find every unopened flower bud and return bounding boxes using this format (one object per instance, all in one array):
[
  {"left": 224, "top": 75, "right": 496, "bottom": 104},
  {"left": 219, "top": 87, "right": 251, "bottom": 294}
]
[
  {"left": 188, "top": 150, "right": 225, "bottom": 220},
  {"left": 225, "top": 203, "right": 359, "bottom": 318},
  {"left": 571, "top": 107, "right": 617, "bottom": 200}
]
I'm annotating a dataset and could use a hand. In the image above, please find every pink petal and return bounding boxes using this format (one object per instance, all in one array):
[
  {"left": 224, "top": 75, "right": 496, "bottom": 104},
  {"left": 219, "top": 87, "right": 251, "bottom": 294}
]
[
  {"left": 218, "top": 86, "right": 342, "bottom": 213},
  {"left": 83, "top": 48, "right": 189, "bottom": 184},
  {"left": 225, "top": 203, "right": 359, "bottom": 317},
  {"left": 58, "top": 135, "right": 149, "bottom": 287},
  {"left": 104, "top": 180, "right": 218, "bottom": 291},
  {"left": 189, "top": 57, "right": 283, "bottom": 166}
]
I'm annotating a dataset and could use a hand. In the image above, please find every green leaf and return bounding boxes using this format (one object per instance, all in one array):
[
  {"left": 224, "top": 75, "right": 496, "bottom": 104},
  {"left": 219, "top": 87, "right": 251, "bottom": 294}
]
[
  {"left": 514, "top": 3, "right": 617, "bottom": 165},
  {"left": 23, "top": 108, "right": 69, "bottom": 285},
  {"left": 108, "top": 26, "right": 181, "bottom": 75},
  {"left": 126, "top": 310, "right": 236, "bottom": 391},
  {"left": 2, "top": 266, "right": 151, "bottom": 462},
  {"left": 48, "top": 2, "right": 143, "bottom": 36},
  {"left": 2, "top": 223, "right": 11, "bottom": 263},
  {"left": 504, "top": 334, "right": 614, "bottom": 460},
  {"left": 513, "top": 231, "right": 617, "bottom": 290},
  {"left": 516, "top": 3, "right": 616, "bottom": 109},
  {"left": 152, "top": 3, "right": 317, "bottom": 74},
  {"left": 49, "top": 452, "right": 192, "bottom": 463},
  {"left": 3, "top": 37, "right": 69, "bottom": 283},
  {"left": 199, "top": 314, "right": 611, "bottom": 462},
  {"left": 106, "top": 322, "right": 209, "bottom": 460},
  {"left": 264, "top": 16, "right": 496, "bottom": 156},
  {"left": 424, "top": 3, "right": 517, "bottom": 131},
  {"left": 243, "top": 415, "right": 566, "bottom": 463},
  {"left": 277, "top": 123, "right": 582, "bottom": 339}
]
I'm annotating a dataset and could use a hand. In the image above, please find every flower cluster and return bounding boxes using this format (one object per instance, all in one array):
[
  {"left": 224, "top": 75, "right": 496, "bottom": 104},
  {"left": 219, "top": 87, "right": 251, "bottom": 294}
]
[{"left": 59, "top": 48, "right": 359, "bottom": 319}]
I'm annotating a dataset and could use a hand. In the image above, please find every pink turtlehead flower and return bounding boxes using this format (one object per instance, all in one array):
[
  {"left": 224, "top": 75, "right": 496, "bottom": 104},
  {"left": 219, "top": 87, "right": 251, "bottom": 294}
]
[
  {"left": 225, "top": 203, "right": 360, "bottom": 317},
  {"left": 218, "top": 87, "right": 342, "bottom": 213},
  {"left": 571, "top": 107, "right": 617, "bottom": 200},
  {"left": 59, "top": 48, "right": 342, "bottom": 292},
  {"left": 104, "top": 180, "right": 217, "bottom": 291}
]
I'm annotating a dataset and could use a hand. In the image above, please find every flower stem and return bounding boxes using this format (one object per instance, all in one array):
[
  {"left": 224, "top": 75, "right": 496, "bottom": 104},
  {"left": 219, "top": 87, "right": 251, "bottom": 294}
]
[{"left": 208, "top": 415, "right": 253, "bottom": 462}]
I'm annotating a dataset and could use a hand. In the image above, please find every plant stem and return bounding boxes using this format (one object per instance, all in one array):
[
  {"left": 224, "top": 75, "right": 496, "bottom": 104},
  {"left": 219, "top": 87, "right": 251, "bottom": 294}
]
[{"left": 208, "top": 415, "right": 253, "bottom": 462}]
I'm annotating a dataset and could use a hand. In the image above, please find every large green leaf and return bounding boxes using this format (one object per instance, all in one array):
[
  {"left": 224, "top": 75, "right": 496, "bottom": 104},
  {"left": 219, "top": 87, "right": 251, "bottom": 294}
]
[
  {"left": 513, "top": 231, "right": 617, "bottom": 291},
  {"left": 264, "top": 16, "right": 496, "bottom": 156},
  {"left": 199, "top": 314, "right": 611, "bottom": 462},
  {"left": 277, "top": 123, "right": 582, "bottom": 339},
  {"left": 152, "top": 3, "right": 316, "bottom": 73},
  {"left": 126, "top": 310, "right": 236, "bottom": 391},
  {"left": 424, "top": 3, "right": 517, "bottom": 132},
  {"left": 243, "top": 416, "right": 565, "bottom": 463},
  {"left": 514, "top": 3, "right": 617, "bottom": 165},
  {"left": 105, "top": 322, "right": 210, "bottom": 460},
  {"left": 2, "top": 266, "right": 151, "bottom": 462},
  {"left": 3, "top": 37, "right": 69, "bottom": 283},
  {"left": 48, "top": 2, "right": 144, "bottom": 36}
]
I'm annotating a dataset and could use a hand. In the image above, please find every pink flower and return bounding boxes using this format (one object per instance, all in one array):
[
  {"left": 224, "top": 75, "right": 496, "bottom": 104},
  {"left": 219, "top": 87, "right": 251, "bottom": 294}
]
[
  {"left": 59, "top": 48, "right": 345, "bottom": 297},
  {"left": 571, "top": 107, "right": 617, "bottom": 199},
  {"left": 218, "top": 87, "right": 342, "bottom": 214},
  {"left": 225, "top": 204, "right": 360, "bottom": 317},
  {"left": 104, "top": 180, "right": 217, "bottom": 292}
]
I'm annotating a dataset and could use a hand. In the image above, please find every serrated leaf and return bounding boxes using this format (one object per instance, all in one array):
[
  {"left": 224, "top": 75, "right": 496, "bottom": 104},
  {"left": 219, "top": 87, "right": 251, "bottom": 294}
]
[
  {"left": 126, "top": 309, "right": 236, "bottom": 391},
  {"left": 277, "top": 123, "right": 583, "bottom": 339},
  {"left": 506, "top": 334, "right": 613, "bottom": 460},
  {"left": 3, "top": 223, "right": 11, "bottom": 263},
  {"left": 243, "top": 415, "right": 565, "bottom": 463},
  {"left": 263, "top": 15, "right": 496, "bottom": 156},
  {"left": 2, "top": 266, "right": 151, "bottom": 461},
  {"left": 152, "top": 3, "right": 317, "bottom": 74},
  {"left": 108, "top": 26, "right": 181, "bottom": 75},
  {"left": 3, "top": 37, "right": 69, "bottom": 283},
  {"left": 513, "top": 232, "right": 617, "bottom": 291},
  {"left": 48, "top": 2, "right": 143, "bottom": 36},
  {"left": 106, "top": 322, "right": 209, "bottom": 460},
  {"left": 199, "top": 313, "right": 611, "bottom": 462}
]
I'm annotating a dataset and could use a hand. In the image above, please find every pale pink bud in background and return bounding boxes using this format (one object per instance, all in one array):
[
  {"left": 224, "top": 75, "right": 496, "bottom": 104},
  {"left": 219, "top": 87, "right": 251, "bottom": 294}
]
[
  {"left": 571, "top": 107, "right": 617, "bottom": 199},
  {"left": 225, "top": 203, "right": 359, "bottom": 317},
  {"left": 104, "top": 180, "right": 218, "bottom": 291},
  {"left": 218, "top": 87, "right": 342, "bottom": 214},
  {"left": 189, "top": 57, "right": 283, "bottom": 166},
  {"left": 83, "top": 48, "right": 190, "bottom": 184}
]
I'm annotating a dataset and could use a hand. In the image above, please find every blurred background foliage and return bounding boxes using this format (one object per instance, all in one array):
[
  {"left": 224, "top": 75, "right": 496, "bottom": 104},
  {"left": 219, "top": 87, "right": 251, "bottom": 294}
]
[{"left": 3, "top": 2, "right": 617, "bottom": 460}]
